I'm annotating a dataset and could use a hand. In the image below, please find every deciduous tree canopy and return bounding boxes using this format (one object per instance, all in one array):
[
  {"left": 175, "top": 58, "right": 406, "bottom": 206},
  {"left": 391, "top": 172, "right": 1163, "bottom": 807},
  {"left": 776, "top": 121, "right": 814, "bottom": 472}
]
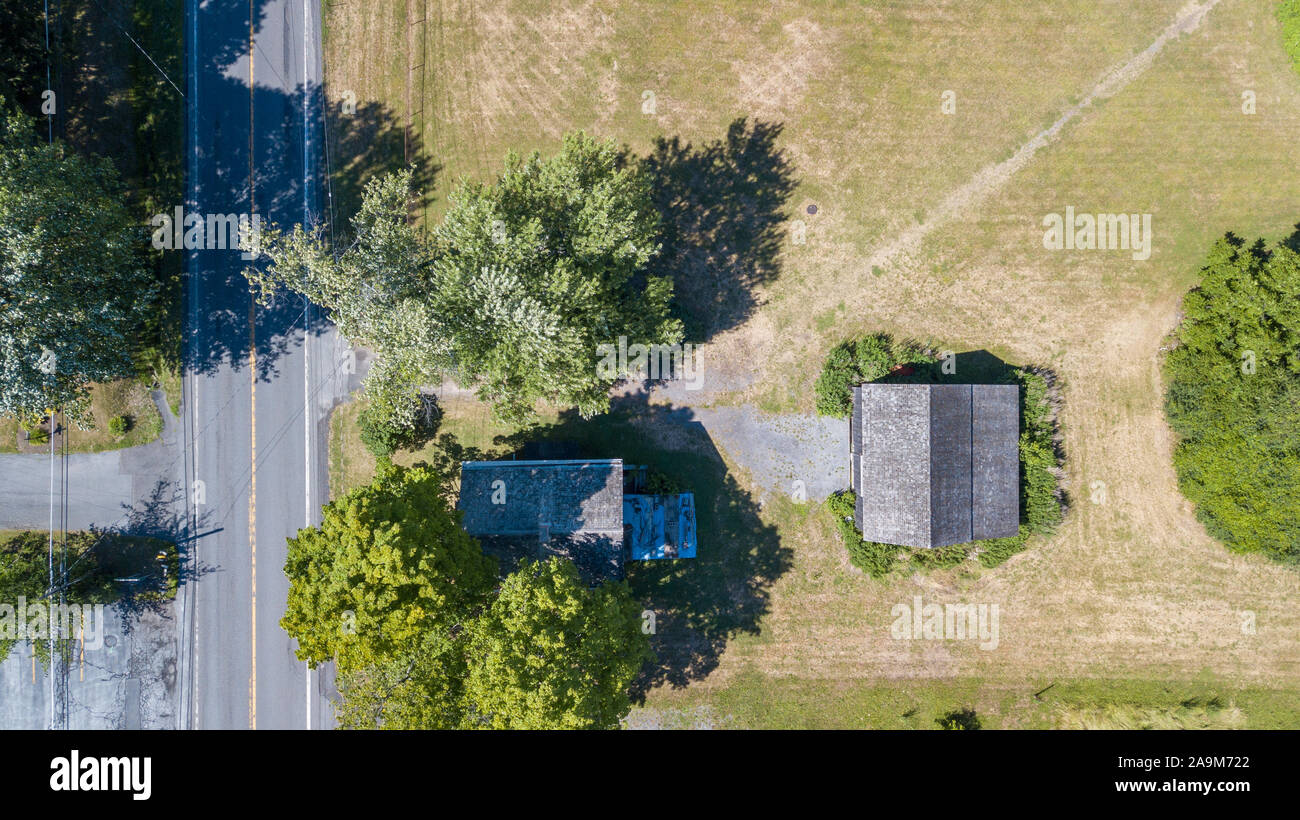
[
  {"left": 249, "top": 132, "right": 683, "bottom": 427},
  {"left": 0, "top": 107, "right": 154, "bottom": 420},
  {"left": 464, "top": 558, "right": 653, "bottom": 730},
  {"left": 281, "top": 463, "right": 497, "bottom": 672},
  {"left": 286, "top": 467, "right": 654, "bottom": 729}
]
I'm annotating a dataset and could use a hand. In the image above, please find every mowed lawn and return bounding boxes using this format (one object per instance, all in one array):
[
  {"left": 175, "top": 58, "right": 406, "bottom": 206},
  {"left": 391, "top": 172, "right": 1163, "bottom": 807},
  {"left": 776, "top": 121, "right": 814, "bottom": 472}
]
[
  {"left": 0, "top": 379, "right": 163, "bottom": 454},
  {"left": 322, "top": 0, "right": 1300, "bottom": 727}
]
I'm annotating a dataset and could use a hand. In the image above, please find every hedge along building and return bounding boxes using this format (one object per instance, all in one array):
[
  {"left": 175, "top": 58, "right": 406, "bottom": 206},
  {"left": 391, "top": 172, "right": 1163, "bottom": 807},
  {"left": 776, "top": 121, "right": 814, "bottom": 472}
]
[{"left": 850, "top": 384, "right": 1019, "bottom": 548}]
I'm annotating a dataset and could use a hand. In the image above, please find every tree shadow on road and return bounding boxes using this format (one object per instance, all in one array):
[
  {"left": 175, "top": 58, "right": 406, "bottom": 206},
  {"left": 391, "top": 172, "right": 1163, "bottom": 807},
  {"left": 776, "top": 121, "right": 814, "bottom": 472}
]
[
  {"left": 111, "top": 478, "right": 217, "bottom": 629},
  {"left": 186, "top": 79, "right": 420, "bottom": 382}
]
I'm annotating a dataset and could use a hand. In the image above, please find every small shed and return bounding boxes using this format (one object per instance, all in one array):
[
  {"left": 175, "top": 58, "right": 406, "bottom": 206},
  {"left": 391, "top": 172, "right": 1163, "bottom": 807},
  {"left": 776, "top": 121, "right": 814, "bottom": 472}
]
[
  {"left": 850, "top": 383, "right": 1019, "bottom": 549},
  {"left": 624, "top": 493, "right": 697, "bottom": 560}
]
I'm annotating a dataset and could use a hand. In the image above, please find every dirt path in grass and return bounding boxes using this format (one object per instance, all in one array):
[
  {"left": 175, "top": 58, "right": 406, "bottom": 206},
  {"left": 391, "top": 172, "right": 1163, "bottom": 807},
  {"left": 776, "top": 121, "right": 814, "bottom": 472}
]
[
  {"left": 864, "top": 0, "right": 1222, "bottom": 277},
  {"left": 646, "top": 0, "right": 1225, "bottom": 506},
  {"left": 651, "top": 0, "right": 1300, "bottom": 693}
]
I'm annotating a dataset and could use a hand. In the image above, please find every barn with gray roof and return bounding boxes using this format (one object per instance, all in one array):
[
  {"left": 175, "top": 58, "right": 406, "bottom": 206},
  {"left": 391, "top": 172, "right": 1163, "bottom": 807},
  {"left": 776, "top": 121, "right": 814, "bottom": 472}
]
[{"left": 850, "top": 383, "right": 1020, "bottom": 549}]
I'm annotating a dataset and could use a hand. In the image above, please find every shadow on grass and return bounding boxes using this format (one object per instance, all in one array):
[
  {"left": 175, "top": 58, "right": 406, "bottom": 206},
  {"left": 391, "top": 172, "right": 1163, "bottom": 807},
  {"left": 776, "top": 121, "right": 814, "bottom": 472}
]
[
  {"left": 324, "top": 91, "right": 441, "bottom": 226},
  {"left": 1281, "top": 223, "right": 1300, "bottom": 254},
  {"left": 416, "top": 389, "right": 792, "bottom": 698},
  {"left": 880, "top": 348, "right": 1026, "bottom": 386},
  {"left": 639, "top": 117, "right": 798, "bottom": 342}
]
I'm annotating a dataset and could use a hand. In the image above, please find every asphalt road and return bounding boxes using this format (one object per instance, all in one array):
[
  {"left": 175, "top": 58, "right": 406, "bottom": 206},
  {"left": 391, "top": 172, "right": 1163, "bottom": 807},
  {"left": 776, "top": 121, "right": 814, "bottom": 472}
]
[
  {"left": 0, "top": 391, "right": 184, "bottom": 730},
  {"left": 0, "top": 387, "right": 184, "bottom": 529},
  {"left": 182, "top": 0, "right": 348, "bottom": 730}
]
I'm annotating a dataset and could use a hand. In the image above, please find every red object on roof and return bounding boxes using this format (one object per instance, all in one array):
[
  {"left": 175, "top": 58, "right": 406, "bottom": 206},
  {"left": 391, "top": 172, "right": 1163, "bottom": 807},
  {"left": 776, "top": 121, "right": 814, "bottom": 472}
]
[{"left": 890, "top": 364, "right": 915, "bottom": 376}]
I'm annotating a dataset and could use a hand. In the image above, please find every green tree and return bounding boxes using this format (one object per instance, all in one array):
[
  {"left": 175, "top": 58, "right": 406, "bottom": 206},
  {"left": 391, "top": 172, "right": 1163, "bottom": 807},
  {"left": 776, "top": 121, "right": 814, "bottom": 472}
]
[
  {"left": 428, "top": 132, "right": 681, "bottom": 422},
  {"left": 334, "top": 627, "right": 472, "bottom": 730},
  {"left": 464, "top": 558, "right": 654, "bottom": 729},
  {"left": 0, "top": 107, "right": 155, "bottom": 421},
  {"left": 0, "top": 530, "right": 61, "bottom": 664},
  {"left": 249, "top": 132, "right": 683, "bottom": 426},
  {"left": 0, "top": 5, "right": 48, "bottom": 117},
  {"left": 247, "top": 170, "right": 444, "bottom": 430},
  {"left": 280, "top": 463, "right": 497, "bottom": 672},
  {"left": 1164, "top": 234, "right": 1300, "bottom": 563}
]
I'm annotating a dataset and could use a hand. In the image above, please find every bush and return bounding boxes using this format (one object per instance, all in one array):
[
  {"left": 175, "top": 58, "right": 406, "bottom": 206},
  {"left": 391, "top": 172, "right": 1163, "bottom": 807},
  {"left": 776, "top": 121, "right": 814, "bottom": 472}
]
[
  {"left": 19, "top": 415, "right": 49, "bottom": 445},
  {"left": 1016, "top": 371, "right": 1063, "bottom": 537},
  {"left": 644, "top": 469, "right": 684, "bottom": 494},
  {"left": 107, "top": 415, "right": 131, "bottom": 437},
  {"left": 1163, "top": 234, "right": 1300, "bottom": 564},
  {"left": 358, "top": 407, "right": 404, "bottom": 460},
  {"left": 814, "top": 334, "right": 935, "bottom": 417},
  {"left": 358, "top": 394, "right": 441, "bottom": 460},
  {"left": 826, "top": 490, "right": 901, "bottom": 578},
  {"left": 937, "top": 707, "right": 981, "bottom": 730},
  {"left": 1280, "top": 0, "right": 1300, "bottom": 76}
]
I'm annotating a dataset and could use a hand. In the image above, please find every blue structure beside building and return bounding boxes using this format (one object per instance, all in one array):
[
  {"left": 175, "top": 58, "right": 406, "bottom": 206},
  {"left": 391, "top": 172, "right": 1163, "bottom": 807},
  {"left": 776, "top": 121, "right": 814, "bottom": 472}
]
[
  {"left": 457, "top": 457, "right": 697, "bottom": 585},
  {"left": 624, "top": 493, "right": 697, "bottom": 560}
]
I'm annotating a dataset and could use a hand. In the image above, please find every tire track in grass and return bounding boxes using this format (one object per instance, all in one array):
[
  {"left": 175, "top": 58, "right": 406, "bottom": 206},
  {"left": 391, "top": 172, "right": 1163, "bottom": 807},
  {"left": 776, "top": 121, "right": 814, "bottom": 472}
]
[
  {"left": 643, "top": 3, "right": 1226, "bottom": 509},
  {"left": 864, "top": 0, "right": 1222, "bottom": 278}
]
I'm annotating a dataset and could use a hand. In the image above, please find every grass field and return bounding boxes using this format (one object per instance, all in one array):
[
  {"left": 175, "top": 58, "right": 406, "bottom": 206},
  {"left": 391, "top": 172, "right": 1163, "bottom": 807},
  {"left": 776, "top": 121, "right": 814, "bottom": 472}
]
[
  {"left": 323, "top": 0, "right": 1300, "bottom": 727},
  {"left": 328, "top": 388, "right": 559, "bottom": 497},
  {"left": 1280, "top": 0, "right": 1300, "bottom": 73},
  {"left": 629, "top": 674, "right": 1298, "bottom": 729},
  {"left": 0, "top": 379, "right": 163, "bottom": 454}
]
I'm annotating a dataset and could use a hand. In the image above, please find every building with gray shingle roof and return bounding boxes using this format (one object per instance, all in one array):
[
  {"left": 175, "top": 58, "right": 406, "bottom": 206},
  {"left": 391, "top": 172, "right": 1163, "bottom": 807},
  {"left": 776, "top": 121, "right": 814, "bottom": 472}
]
[
  {"left": 457, "top": 458, "right": 698, "bottom": 584},
  {"left": 850, "top": 383, "right": 1019, "bottom": 549},
  {"left": 458, "top": 459, "right": 626, "bottom": 584}
]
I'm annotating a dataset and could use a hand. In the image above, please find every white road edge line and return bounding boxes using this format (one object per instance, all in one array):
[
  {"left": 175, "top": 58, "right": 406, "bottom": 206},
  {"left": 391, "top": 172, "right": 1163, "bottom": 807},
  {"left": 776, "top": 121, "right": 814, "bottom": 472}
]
[
  {"left": 187, "top": 0, "right": 201, "bottom": 732},
  {"left": 303, "top": 0, "right": 314, "bottom": 732}
]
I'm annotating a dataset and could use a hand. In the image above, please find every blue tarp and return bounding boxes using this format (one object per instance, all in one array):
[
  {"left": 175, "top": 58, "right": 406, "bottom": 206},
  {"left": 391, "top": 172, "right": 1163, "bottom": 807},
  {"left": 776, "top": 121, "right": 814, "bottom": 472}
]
[{"left": 624, "top": 493, "right": 697, "bottom": 560}]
